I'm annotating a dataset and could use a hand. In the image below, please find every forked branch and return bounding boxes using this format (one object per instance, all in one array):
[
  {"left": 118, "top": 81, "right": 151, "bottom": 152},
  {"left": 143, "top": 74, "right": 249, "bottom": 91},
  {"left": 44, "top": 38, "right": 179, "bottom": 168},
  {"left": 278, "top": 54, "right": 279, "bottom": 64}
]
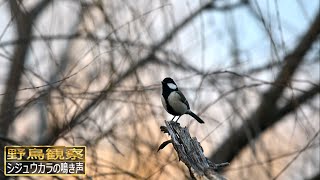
[{"left": 159, "top": 121, "right": 229, "bottom": 180}]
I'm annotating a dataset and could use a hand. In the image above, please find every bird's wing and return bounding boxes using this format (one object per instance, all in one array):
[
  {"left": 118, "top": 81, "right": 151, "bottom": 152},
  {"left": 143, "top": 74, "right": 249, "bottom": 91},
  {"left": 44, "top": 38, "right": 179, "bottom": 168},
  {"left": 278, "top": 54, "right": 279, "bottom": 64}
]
[{"left": 176, "top": 90, "right": 190, "bottom": 109}]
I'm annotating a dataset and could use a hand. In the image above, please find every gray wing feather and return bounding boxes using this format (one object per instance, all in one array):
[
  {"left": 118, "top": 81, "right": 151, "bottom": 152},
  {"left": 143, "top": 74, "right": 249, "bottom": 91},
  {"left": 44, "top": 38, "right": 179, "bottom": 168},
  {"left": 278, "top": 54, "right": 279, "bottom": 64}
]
[{"left": 176, "top": 90, "right": 190, "bottom": 109}]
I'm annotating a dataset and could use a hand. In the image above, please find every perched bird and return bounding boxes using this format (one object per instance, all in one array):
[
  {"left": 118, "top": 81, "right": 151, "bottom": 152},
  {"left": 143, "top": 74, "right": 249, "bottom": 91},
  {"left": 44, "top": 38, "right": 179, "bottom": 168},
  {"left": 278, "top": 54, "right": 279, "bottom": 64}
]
[{"left": 161, "top": 77, "right": 204, "bottom": 124}]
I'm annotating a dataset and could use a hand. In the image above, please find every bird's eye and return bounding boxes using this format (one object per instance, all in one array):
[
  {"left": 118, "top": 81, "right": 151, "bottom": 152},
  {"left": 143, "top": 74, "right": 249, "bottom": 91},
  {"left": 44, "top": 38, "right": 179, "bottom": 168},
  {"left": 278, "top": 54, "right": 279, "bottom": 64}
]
[{"left": 167, "top": 83, "right": 177, "bottom": 89}]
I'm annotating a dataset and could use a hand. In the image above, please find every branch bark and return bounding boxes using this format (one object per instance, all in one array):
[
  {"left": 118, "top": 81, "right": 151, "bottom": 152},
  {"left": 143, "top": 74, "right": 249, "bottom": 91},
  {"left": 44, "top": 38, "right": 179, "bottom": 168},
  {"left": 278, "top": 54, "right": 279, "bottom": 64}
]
[{"left": 159, "top": 121, "right": 228, "bottom": 180}]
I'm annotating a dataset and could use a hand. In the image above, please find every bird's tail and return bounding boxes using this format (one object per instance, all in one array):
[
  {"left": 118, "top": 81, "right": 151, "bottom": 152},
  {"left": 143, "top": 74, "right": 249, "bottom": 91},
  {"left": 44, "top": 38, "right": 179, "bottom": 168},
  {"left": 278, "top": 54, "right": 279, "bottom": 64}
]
[{"left": 186, "top": 110, "right": 204, "bottom": 124}]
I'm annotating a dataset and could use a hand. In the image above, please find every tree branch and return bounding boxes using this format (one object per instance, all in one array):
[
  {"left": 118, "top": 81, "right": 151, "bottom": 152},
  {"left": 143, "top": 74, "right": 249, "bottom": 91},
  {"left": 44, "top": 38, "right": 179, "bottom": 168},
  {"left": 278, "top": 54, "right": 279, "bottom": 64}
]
[
  {"left": 209, "top": 9, "right": 320, "bottom": 164},
  {"left": 0, "top": 1, "right": 52, "bottom": 178},
  {"left": 210, "top": 83, "right": 319, "bottom": 164},
  {"left": 0, "top": 0, "right": 33, "bottom": 136},
  {"left": 159, "top": 121, "right": 228, "bottom": 180}
]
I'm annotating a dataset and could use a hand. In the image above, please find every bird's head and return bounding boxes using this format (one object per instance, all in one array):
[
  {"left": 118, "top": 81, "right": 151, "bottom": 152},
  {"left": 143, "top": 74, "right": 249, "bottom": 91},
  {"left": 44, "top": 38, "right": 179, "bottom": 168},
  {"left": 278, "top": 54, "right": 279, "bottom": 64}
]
[{"left": 162, "top": 77, "right": 178, "bottom": 90}]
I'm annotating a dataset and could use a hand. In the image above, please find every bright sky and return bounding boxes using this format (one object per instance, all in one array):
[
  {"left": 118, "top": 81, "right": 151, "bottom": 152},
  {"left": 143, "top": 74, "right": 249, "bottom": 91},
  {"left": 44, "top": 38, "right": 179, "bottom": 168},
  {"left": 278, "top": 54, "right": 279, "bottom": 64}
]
[{"left": 169, "top": 0, "right": 319, "bottom": 69}]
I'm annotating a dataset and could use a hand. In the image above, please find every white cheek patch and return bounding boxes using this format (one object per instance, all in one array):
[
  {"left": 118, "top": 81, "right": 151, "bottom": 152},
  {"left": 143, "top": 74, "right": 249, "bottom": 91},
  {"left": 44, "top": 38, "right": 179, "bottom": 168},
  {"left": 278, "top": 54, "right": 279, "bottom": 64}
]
[{"left": 167, "top": 83, "right": 177, "bottom": 90}]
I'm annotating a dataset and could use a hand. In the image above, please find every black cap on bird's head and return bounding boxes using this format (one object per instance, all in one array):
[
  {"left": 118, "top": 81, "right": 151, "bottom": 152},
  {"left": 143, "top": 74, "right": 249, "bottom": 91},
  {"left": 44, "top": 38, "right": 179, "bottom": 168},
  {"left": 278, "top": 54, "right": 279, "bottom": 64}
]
[
  {"left": 162, "top": 77, "right": 178, "bottom": 90},
  {"left": 162, "top": 77, "right": 176, "bottom": 84}
]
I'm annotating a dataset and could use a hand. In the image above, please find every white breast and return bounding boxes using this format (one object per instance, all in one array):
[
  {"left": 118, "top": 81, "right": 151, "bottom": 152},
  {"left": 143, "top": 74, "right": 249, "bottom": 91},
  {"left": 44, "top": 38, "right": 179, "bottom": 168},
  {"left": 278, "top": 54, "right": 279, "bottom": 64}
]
[
  {"left": 161, "top": 95, "right": 168, "bottom": 112},
  {"left": 168, "top": 91, "right": 188, "bottom": 114}
]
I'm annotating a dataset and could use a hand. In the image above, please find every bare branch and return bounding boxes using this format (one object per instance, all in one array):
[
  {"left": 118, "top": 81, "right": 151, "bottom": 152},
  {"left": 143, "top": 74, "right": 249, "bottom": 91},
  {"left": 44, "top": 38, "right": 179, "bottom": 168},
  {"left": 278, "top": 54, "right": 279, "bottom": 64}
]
[
  {"left": 159, "top": 121, "right": 228, "bottom": 180},
  {"left": 210, "top": 9, "right": 320, "bottom": 165}
]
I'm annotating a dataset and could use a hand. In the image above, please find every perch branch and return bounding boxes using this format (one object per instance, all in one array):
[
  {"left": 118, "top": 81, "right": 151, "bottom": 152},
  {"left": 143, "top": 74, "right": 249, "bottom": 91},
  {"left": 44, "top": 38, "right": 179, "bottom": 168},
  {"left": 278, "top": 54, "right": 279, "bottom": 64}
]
[{"left": 159, "top": 121, "right": 229, "bottom": 180}]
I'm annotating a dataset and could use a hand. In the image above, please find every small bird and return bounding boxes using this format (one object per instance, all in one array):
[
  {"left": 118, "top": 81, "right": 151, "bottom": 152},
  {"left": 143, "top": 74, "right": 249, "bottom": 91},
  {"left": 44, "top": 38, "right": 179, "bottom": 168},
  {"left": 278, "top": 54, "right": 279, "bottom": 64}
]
[{"left": 161, "top": 77, "right": 204, "bottom": 124}]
